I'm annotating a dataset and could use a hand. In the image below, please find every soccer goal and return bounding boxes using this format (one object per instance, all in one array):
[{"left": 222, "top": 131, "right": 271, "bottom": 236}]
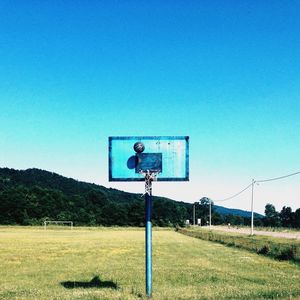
[{"left": 44, "top": 221, "right": 73, "bottom": 230}]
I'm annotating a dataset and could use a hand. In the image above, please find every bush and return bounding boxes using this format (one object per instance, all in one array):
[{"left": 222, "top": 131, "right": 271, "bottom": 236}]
[
  {"left": 277, "top": 246, "right": 297, "bottom": 261},
  {"left": 257, "top": 245, "right": 270, "bottom": 255}
]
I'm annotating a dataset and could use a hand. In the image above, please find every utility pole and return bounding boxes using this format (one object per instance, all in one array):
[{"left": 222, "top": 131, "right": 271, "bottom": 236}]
[
  {"left": 193, "top": 203, "right": 196, "bottom": 226},
  {"left": 251, "top": 179, "right": 255, "bottom": 236},
  {"left": 209, "top": 199, "right": 212, "bottom": 229}
]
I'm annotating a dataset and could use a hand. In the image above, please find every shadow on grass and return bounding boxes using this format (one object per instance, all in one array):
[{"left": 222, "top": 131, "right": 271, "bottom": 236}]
[{"left": 61, "top": 275, "right": 118, "bottom": 289}]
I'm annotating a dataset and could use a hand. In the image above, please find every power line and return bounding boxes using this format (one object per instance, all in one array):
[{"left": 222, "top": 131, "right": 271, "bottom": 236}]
[
  {"left": 213, "top": 182, "right": 253, "bottom": 202},
  {"left": 207, "top": 170, "right": 299, "bottom": 236},
  {"left": 256, "top": 171, "right": 300, "bottom": 183},
  {"left": 211, "top": 170, "right": 300, "bottom": 203}
]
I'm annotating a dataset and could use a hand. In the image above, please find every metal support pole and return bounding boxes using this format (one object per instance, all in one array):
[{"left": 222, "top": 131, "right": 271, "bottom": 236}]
[
  {"left": 145, "top": 173, "right": 152, "bottom": 298},
  {"left": 193, "top": 203, "right": 195, "bottom": 226},
  {"left": 209, "top": 199, "right": 212, "bottom": 229},
  {"left": 251, "top": 179, "right": 255, "bottom": 236}
]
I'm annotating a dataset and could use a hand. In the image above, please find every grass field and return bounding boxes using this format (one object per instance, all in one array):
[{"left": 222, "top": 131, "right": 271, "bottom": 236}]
[
  {"left": 178, "top": 227, "right": 300, "bottom": 263},
  {"left": 0, "top": 226, "right": 300, "bottom": 299}
]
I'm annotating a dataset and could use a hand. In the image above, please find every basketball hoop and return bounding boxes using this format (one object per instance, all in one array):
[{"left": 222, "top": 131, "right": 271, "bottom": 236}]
[
  {"left": 140, "top": 170, "right": 160, "bottom": 195},
  {"left": 108, "top": 136, "right": 189, "bottom": 298}
]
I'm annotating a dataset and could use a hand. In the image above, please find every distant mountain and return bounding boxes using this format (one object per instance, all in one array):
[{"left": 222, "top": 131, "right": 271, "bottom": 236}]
[
  {"left": 0, "top": 167, "right": 261, "bottom": 226},
  {"left": 214, "top": 205, "right": 263, "bottom": 218}
]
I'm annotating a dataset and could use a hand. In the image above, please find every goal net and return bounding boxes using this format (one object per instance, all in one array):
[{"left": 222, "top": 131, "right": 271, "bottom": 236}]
[{"left": 44, "top": 221, "right": 73, "bottom": 230}]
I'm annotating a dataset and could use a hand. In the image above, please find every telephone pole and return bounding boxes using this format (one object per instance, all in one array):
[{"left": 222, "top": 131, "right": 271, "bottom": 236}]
[
  {"left": 209, "top": 199, "right": 212, "bottom": 228},
  {"left": 193, "top": 203, "right": 196, "bottom": 225},
  {"left": 250, "top": 179, "right": 255, "bottom": 236}
]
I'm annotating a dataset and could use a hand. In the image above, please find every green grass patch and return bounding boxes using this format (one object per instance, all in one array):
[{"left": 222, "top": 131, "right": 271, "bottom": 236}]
[
  {"left": 0, "top": 226, "right": 300, "bottom": 299},
  {"left": 178, "top": 227, "right": 300, "bottom": 263}
]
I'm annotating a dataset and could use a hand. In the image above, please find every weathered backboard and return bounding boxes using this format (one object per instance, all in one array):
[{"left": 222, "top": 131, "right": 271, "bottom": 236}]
[{"left": 109, "top": 136, "right": 189, "bottom": 181}]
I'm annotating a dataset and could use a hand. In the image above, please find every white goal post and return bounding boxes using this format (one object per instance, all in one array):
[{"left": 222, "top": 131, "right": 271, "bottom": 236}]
[{"left": 44, "top": 221, "right": 73, "bottom": 230}]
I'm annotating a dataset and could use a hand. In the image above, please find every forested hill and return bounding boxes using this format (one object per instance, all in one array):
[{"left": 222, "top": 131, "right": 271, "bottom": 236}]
[
  {"left": 0, "top": 168, "right": 191, "bottom": 226},
  {"left": 0, "top": 167, "right": 261, "bottom": 227},
  {"left": 214, "top": 206, "right": 257, "bottom": 218}
]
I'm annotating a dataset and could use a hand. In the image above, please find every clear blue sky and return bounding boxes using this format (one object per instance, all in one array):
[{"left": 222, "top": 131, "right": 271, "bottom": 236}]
[{"left": 1, "top": 1, "right": 299, "bottom": 213}]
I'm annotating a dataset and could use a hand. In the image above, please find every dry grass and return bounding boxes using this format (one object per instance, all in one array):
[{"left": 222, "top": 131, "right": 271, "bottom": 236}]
[{"left": 0, "top": 226, "right": 300, "bottom": 299}]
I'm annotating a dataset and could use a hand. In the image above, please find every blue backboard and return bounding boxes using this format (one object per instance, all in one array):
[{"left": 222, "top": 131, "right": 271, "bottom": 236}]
[{"left": 109, "top": 136, "right": 189, "bottom": 181}]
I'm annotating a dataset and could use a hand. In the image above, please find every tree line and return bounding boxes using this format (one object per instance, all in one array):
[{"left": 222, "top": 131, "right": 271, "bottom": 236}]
[
  {"left": 195, "top": 198, "right": 300, "bottom": 228},
  {"left": 0, "top": 168, "right": 189, "bottom": 226},
  {"left": 264, "top": 203, "right": 300, "bottom": 228},
  {"left": 0, "top": 168, "right": 299, "bottom": 228}
]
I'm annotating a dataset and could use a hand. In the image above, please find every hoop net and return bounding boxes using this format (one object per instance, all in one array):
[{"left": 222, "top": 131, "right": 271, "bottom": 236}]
[
  {"left": 140, "top": 170, "right": 160, "bottom": 195},
  {"left": 140, "top": 170, "right": 160, "bottom": 181}
]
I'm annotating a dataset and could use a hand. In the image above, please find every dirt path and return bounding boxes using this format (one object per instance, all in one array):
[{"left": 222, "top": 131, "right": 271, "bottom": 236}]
[{"left": 207, "top": 226, "right": 300, "bottom": 240}]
